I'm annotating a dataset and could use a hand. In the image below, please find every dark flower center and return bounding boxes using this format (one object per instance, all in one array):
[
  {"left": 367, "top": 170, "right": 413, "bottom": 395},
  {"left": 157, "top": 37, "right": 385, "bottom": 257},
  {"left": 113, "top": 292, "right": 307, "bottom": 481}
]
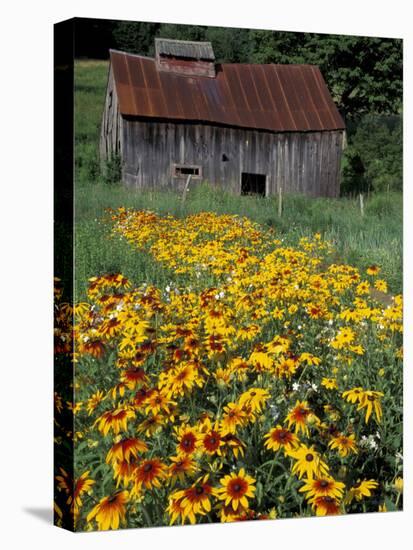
[
  {"left": 306, "top": 453, "right": 314, "bottom": 462},
  {"left": 182, "top": 436, "right": 194, "bottom": 448},
  {"left": 368, "top": 395, "right": 375, "bottom": 401},
  {"left": 195, "top": 486, "right": 204, "bottom": 495},
  {"left": 232, "top": 483, "right": 242, "bottom": 493},
  {"left": 278, "top": 430, "right": 287, "bottom": 440},
  {"left": 319, "top": 480, "right": 329, "bottom": 488},
  {"left": 143, "top": 463, "right": 153, "bottom": 472}
]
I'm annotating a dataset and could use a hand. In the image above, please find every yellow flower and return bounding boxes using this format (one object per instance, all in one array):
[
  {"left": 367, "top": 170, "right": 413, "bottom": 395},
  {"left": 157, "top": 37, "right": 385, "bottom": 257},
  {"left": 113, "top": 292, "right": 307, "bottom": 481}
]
[
  {"left": 342, "top": 387, "right": 364, "bottom": 404},
  {"left": 238, "top": 387, "right": 270, "bottom": 414},
  {"left": 217, "top": 468, "right": 256, "bottom": 511},
  {"left": 299, "top": 476, "right": 345, "bottom": 501},
  {"left": 331, "top": 327, "right": 356, "bottom": 349},
  {"left": 321, "top": 377, "right": 338, "bottom": 390},
  {"left": 264, "top": 425, "right": 299, "bottom": 454},
  {"left": 86, "top": 390, "right": 106, "bottom": 415},
  {"left": 170, "top": 475, "right": 217, "bottom": 524},
  {"left": 94, "top": 407, "right": 136, "bottom": 436},
  {"left": 393, "top": 477, "right": 403, "bottom": 493},
  {"left": 328, "top": 434, "right": 358, "bottom": 457},
  {"left": 357, "top": 390, "right": 384, "bottom": 423},
  {"left": 345, "top": 480, "right": 379, "bottom": 504},
  {"left": 366, "top": 265, "right": 380, "bottom": 276},
  {"left": 374, "top": 279, "right": 388, "bottom": 292},
  {"left": 288, "top": 444, "right": 329, "bottom": 479},
  {"left": 285, "top": 400, "right": 318, "bottom": 437},
  {"left": 220, "top": 402, "right": 247, "bottom": 434},
  {"left": 87, "top": 491, "right": 129, "bottom": 530}
]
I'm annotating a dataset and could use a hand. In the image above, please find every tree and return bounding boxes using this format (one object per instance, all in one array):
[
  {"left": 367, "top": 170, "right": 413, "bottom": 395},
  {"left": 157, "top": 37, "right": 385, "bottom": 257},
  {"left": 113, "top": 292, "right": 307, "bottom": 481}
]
[
  {"left": 112, "top": 21, "right": 160, "bottom": 56},
  {"left": 247, "top": 31, "right": 402, "bottom": 118}
]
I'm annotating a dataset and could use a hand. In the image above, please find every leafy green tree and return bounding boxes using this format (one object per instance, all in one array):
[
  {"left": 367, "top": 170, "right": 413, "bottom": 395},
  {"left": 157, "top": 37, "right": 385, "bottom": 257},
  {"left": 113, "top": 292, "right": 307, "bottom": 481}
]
[
  {"left": 112, "top": 21, "right": 160, "bottom": 56},
  {"left": 248, "top": 31, "right": 402, "bottom": 118},
  {"left": 341, "top": 115, "right": 402, "bottom": 194}
]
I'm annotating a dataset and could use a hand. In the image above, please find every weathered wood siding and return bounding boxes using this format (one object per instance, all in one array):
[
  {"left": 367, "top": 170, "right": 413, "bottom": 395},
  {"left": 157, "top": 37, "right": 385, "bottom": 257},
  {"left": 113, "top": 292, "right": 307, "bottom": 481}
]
[
  {"left": 99, "top": 65, "right": 122, "bottom": 164},
  {"left": 119, "top": 118, "right": 344, "bottom": 197}
]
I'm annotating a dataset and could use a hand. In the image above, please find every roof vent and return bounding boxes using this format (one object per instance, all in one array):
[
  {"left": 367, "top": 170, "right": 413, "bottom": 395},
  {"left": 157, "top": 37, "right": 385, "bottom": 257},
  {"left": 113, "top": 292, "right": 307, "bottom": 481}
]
[{"left": 155, "top": 38, "right": 216, "bottom": 78}]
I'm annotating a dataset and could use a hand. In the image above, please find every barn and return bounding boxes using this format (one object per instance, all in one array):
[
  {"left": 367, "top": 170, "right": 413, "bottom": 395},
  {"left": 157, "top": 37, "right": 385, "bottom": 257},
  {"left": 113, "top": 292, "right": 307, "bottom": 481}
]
[{"left": 100, "top": 38, "right": 346, "bottom": 197}]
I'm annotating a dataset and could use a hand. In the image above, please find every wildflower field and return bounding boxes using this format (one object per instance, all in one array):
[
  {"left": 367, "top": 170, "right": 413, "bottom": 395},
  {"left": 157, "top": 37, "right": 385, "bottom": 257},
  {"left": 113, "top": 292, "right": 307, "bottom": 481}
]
[{"left": 54, "top": 205, "right": 403, "bottom": 530}]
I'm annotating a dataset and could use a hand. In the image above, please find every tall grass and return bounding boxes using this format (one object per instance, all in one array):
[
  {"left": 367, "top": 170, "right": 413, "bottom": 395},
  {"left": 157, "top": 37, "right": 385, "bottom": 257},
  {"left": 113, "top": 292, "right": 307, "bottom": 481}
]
[{"left": 74, "top": 183, "right": 402, "bottom": 300}]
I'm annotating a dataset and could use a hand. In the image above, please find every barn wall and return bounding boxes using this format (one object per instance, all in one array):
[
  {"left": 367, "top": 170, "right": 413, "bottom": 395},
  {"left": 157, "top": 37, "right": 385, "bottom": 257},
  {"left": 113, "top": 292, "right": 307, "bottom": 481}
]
[
  {"left": 120, "top": 118, "right": 344, "bottom": 197},
  {"left": 99, "top": 64, "right": 122, "bottom": 164}
]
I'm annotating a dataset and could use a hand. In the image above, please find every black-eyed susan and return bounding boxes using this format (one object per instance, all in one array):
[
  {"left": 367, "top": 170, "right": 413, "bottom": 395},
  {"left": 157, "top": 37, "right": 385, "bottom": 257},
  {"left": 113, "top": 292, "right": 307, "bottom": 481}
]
[
  {"left": 285, "top": 400, "right": 316, "bottom": 437},
  {"left": 264, "top": 425, "right": 299, "bottom": 454},
  {"left": 56, "top": 469, "right": 95, "bottom": 517},
  {"left": 331, "top": 327, "right": 356, "bottom": 349},
  {"left": 218, "top": 502, "right": 248, "bottom": 523},
  {"left": 357, "top": 390, "right": 384, "bottom": 423},
  {"left": 274, "top": 356, "right": 298, "bottom": 379},
  {"left": 172, "top": 475, "right": 217, "bottom": 524},
  {"left": 328, "top": 434, "right": 358, "bottom": 457},
  {"left": 168, "top": 455, "right": 198, "bottom": 485},
  {"left": 132, "top": 458, "right": 168, "bottom": 492},
  {"left": 288, "top": 444, "right": 329, "bottom": 479},
  {"left": 345, "top": 479, "right": 379, "bottom": 504},
  {"left": 342, "top": 387, "right": 364, "bottom": 404},
  {"left": 87, "top": 490, "right": 129, "bottom": 530},
  {"left": 175, "top": 425, "right": 200, "bottom": 455},
  {"left": 78, "top": 339, "right": 106, "bottom": 358},
  {"left": 221, "top": 433, "right": 246, "bottom": 458},
  {"left": 120, "top": 367, "right": 148, "bottom": 390},
  {"left": 166, "top": 493, "right": 186, "bottom": 525},
  {"left": 86, "top": 390, "right": 106, "bottom": 415},
  {"left": 366, "top": 265, "right": 380, "bottom": 276},
  {"left": 161, "top": 362, "right": 202, "bottom": 397},
  {"left": 137, "top": 414, "right": 165, "bottom": 437},
  {"left": 299, "top": 476, "right": 345, "bottom": 501},
  {"left": 106, "top": 437, "right": 148, "bottom": 465},
  {"left": 112, "top": 458, "right": 139, "bottom": 487},
  {"left": 200, "top": 419, "right": 224, "bottom": 455},
  {"left": 321, "top": 377, "right": 338, "bottom": 390},
  {"left": 220, "top": 402, "right": 247, "bottom": 434},
  {"left": 95, "top": 407, "right": 135, "bottom": 436},
  {"left": 144, "top": 389, "right": 176, "bottom": 416},
  {"left": 217, "top": 468, "right": 256, "bottom": 511},
  {"left": 311, "top": 495, "right": 341, "bottom": 516},
  {"left": 238, "top": 387, "right": 270, "bottom": 414}
]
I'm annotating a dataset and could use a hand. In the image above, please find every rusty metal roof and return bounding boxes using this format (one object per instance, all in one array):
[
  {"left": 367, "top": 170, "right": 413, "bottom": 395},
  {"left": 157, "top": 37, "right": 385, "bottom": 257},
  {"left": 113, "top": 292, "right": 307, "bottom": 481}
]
[
  {"left": 110, "top": 49, "right": 345, "bottom": 132},
  {"left": 155, "top": 38, "right": 215, "bottom": 60}
]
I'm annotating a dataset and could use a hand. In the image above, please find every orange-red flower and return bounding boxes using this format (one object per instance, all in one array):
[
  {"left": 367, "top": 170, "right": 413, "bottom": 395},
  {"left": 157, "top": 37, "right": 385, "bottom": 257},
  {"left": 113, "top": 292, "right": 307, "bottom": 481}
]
[
  {"left": 106, "top": 438, "right": 148, "bottom": 465},
  {"left": 132, "top": 458, "right": 168, "bottom": 493},
  {"left": 217, "top": 468, "right": 256, "bottom": 511},
  {"left": 264, "top": 425, "right": 299, "bottom": 454}
]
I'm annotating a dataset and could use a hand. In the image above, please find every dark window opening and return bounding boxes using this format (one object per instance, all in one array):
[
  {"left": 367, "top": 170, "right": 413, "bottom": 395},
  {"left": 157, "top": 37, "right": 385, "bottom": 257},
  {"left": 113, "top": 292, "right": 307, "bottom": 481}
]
[
  {"left": 172, "top": 164, "right": 202, "bottom": 178},
  {"left": 241, "top": 173, "right": 266, "bottom": 196},
  {"left": 222, "top": 153, "right": 229, "bottom": 162}
]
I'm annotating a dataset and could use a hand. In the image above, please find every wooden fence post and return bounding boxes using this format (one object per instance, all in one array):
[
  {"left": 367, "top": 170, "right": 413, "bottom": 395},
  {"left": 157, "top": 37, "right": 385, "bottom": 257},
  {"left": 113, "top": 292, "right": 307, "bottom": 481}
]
[
  {"left": 278, "top": 186, "right": 283, "bottom": 217},
  {"left": 359, "top": 193, "right": 364, "bottom": 217},
  {"left": 181, "top": 174, "right": 192, "bottom": 204}
]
